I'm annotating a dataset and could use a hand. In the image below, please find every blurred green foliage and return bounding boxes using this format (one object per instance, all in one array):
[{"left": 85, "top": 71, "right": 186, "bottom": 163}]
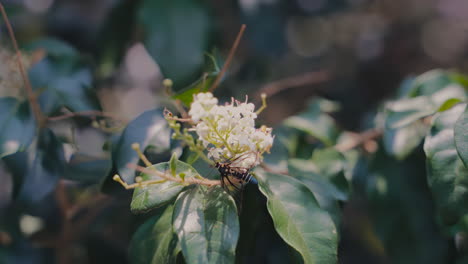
[{"left": 1, "top": 1, "right": 468, "bottom": 264}]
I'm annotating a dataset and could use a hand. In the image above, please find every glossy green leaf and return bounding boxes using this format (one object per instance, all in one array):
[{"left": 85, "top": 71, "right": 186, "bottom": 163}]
[
  {"left": 0, "top": 98, "right": 35, "bottom": 158},
  {"left": 129, "top": 205, "right": 180, "bottom": 264},
  {"left": 256, "top": 169, "right": 338, "bottom": 264},
  {"left": 383, "top": 120, "right": 429, "bottom": 160},
  {"left": 112, "top": 108, "right": 170, "bottom": 183},
  {"left": 138, "top": 0, "right": 210, "bottom": 85},
  {"left": 284, "top": 99, "right": 339, "bottom": 146},
  {"left": 173, "top": 185, "right": 239, "bottom": 264},
  {"left": 455, "top": 107, "right": 468, "bottom": 168},
  {"left": 311, "top": 148, "right": 350, "bottom": 195},
  {"left": 384, "top": 96, "right": 435, "bottom": 129},
  {"left": 288, "top": 159, "right": 343, "bottom": 225},
  {"left": 424, "top": 103, "right": 468, "bottom": 226},
  {"left": 28, "top": 54, "right": 99, "bottom": 115},
  {"left": 131, "top": 160, "right": 198, "bottom": 213}
]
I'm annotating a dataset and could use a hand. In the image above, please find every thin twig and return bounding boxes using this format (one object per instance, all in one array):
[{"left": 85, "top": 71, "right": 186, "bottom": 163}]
[
  {"left": 334, "top": 129, "right": 383, "bottom": 152},
  {"left": 257, "top": 70, "right": 330, "bottom": 99},
  {"left": 47, "top": 110, "right": 127, "bottom": 123},
  {"left": 0, "top": 3, "right": 44, "bottom": 125},
  {"left": 209, "top": 24, "right": 246, "bottom": 93},
  {"left": 117, "top": 163, "right": 221, "bottom": 187}
]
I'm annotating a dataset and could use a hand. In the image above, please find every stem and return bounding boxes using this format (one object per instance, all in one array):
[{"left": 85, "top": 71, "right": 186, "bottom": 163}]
[
  {"left": 209, "top": 24, "right": 246, "bottom": 93},
  {"left": 334, "top": 129, "right": 383, "bottom": 152},
  {"left": 113, "top": 163, "right": 221, "bottom": 189},
  {"left": 48, "top": 110, "right": 127, "bottom": 123},
  {"left": 0, "top": 4, "right": 44, "bottom": 126},
  {"left": 255, "top": 93, "right": 267, "bottom": 115}
]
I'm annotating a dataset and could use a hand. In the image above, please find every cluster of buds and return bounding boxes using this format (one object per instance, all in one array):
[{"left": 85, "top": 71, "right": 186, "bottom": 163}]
[{"left": 167, "top": 92, "right": 274, "bottom": 169}]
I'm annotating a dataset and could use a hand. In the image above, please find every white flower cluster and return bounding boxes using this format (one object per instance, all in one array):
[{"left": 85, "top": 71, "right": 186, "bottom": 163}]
[{"left": 188, "top": 92, "right": 273, "bottom": 168}]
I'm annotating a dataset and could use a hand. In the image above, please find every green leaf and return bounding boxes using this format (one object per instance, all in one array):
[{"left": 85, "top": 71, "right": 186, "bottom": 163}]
[
  {"left": 409, "top": 69, "right": 454, "bottom": 96},
  {"left": 129, "top": 205, "right": 180, "bottom": 264},
  {"left": 256, "top": 169, "right": 338, "bottom": 264},
  {"left": 63, "top": 153, "right": 111, "bottom": 184},
  {"left": 112, "top": 108, "right": 170, "bottom": 183},
  {"left": 311, "top": 148, "right": 350, "bottom": 194},
  {"left": 23, "top": 38, "right": 78, "bottom": 57},
  {"left": 172, "top": 72, "right": 217, "bottom": 106},
  {"left": 424, "top": 103, "right": 468, "bottom": 226},
  {"left": 284, "top": 99, "right": 339, "bottom": 146},
  {"left": 455, "top": 107, "right": 468, "bottom": 168},
  {"left": 384, "top": 96, "right": 436, "bottom": 129},
  {"left": 288, "top": 159, "right": 344, "bottom": 226},
  {"left": 0, "top": 98, "right": 36, "bottom": 158},
  {"left": 173, "top": 185, "right": 239, "bottom": 264},
  {"left": 438, "top": 98, "right": 463, "bottom": 112},
  {"left": 28, "top": 54, "right": 99, "bottom": 115},
  {"left": 131, "top": 160, "right": 198, "bottom": 213},
  {"left": 169, "top": 152, "right": 178, "bottom": 177},
  {"left": 383, "top": 120, "right": 429, "bottom": 160},
  {"left": 138, "top": 0, "right": 210, "bottom": 85}
]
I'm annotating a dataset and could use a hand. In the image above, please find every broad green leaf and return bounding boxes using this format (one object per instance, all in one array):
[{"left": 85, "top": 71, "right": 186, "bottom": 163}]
[
  {"left": 409, "top": 69, "right": 453, "bottom": 96},
  {"left": 384, "top": 96, "right": 435, "bottom": 129},
  {"left": 385, "top": 70, "right": 466, "bottom": 129},
  {"left": 455, "top": 107, "right": 468, "bottom": 168},
  {"left": 311, "top": 148, "right": 349, "bottom": 195},
  {"left": 383, "top": 120, "right": 429, "bottom": 160},
  {"left": 138, "top": 0, "right": 210, "bottom": 85},
  {"left": 173, "top": 185, "right": 239, "bottom": 264},
  {"left": 129, "top": 205, "right": 180, "bottom": 264},
  {"left": 131, "top": 160, "right": 198, "bottom": 213},
  {"left": 284, "top": 99, "right": 339, "bottom": 146},
  {"left": 288, "top": 159, "right": 343, "bottom": 226},
  {"left": 424, "top": 103, "right": 468, "bottom": 226},
  {"left": 256, "top": 169, "right": 338, "bottom": 264},
  {"left": 112, "top": 108, "right": 170, "bottom": 183},
  {"left": 28, "top": 54, "right": 99, "bottom": 115},
  {"left": 0, "top": 98, "right": 35, "bottom": 158}
]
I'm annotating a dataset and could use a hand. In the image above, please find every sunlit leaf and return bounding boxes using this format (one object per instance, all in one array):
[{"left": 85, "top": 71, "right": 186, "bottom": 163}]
[
  {"left": 173, "top": 185, "right": 239, "bottom": 264},
  {"left": 438, "top": 98, "right": 463, "bottom": 112},
  {"left": 256, "top": 169, "right": 338, "bottom": 264},
  {"left": 383, "top": 120, "right": 429, "bottom": 160},
  {"left": 424, "top": 103, "right": 468, "bottom": 226},
  {"left": 129, "top": 205, "right": 180, "bottom": 264},
  {"left": 131, "top": 160, "right": 198, "bottom": 213},
  {"left": 0, "top": 98, "right": 35, "bottom": 158},
  {"left": 112, "top": 108, "right": 170, "bottom": 183},
  {"left": 455, "top": 107, "right": 468, "bottom": 168},
  {"left": 284, "top": 99, "right": 339, "bottom": 146}
]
